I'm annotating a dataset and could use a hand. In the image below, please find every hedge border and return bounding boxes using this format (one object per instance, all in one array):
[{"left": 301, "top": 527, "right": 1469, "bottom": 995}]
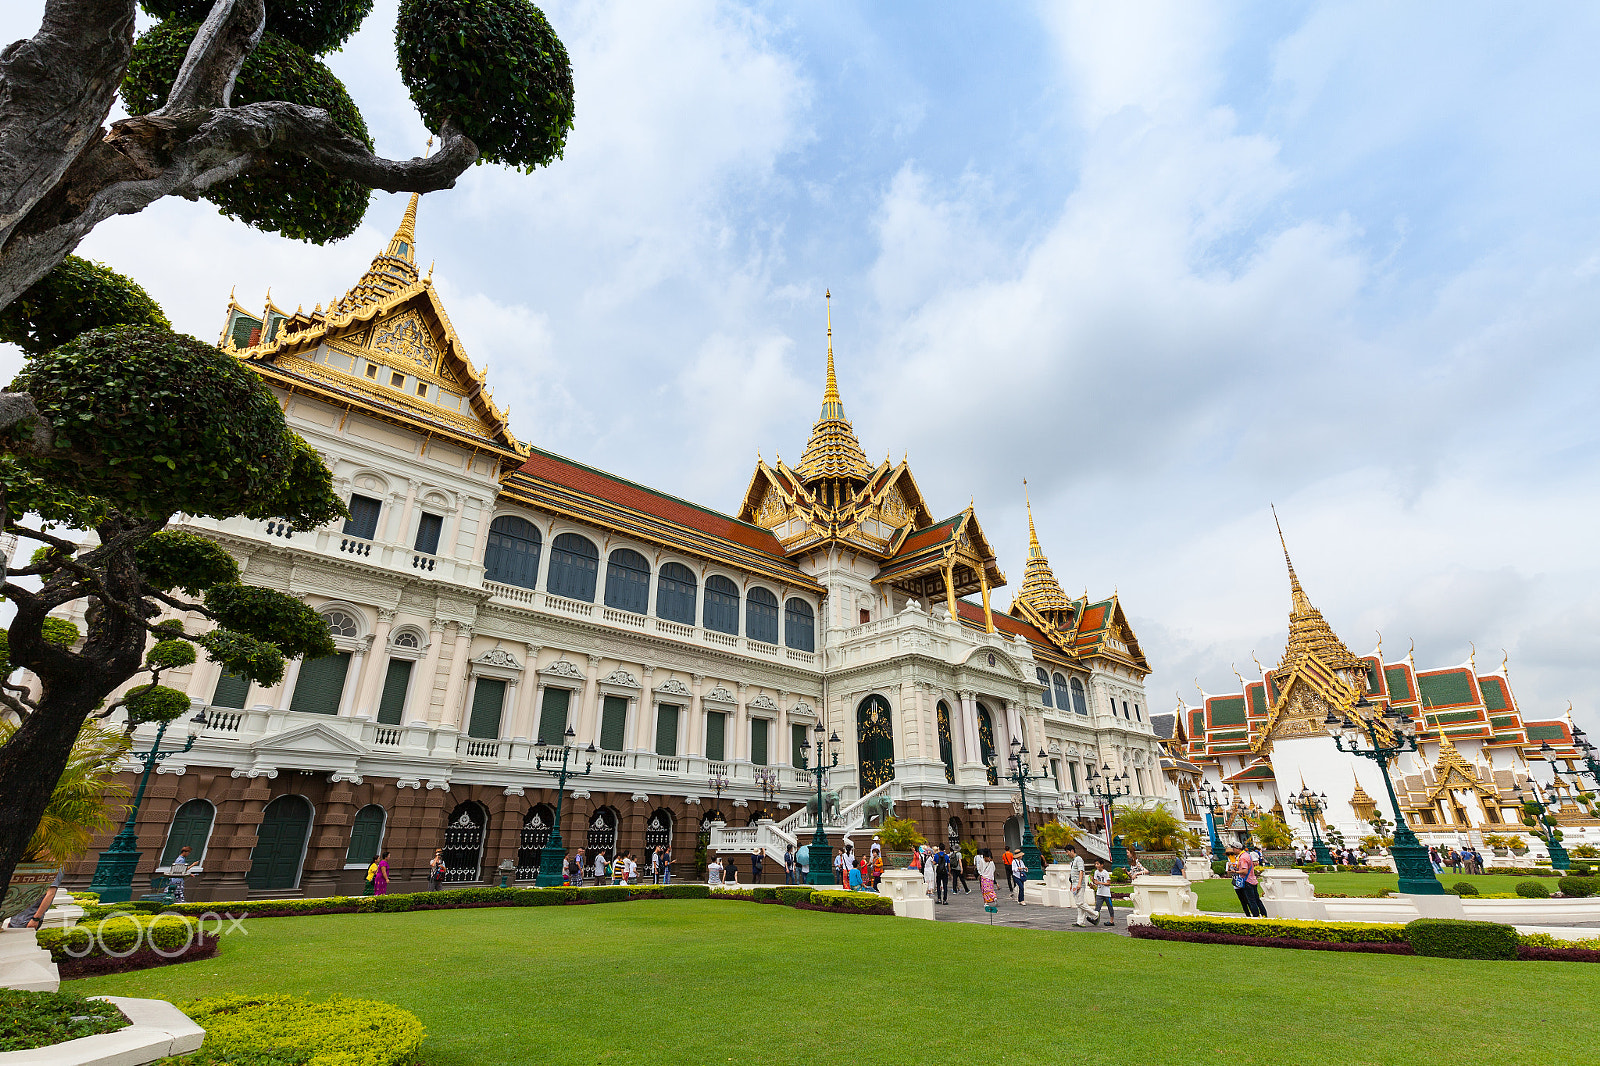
[
  {"left": 1130, "top": 925, "right": 1414, "bottom": 954},
  {"left": 58, "top": 935, "right": 218, "bottom": 979}
]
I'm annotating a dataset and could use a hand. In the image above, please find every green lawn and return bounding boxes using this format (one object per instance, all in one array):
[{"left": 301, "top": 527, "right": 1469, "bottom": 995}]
[
  {"left": 1192, "top": 872, "right": 1553, "bottom": 913},
  {"left": 74, "top": 901, "right": 1596, "bottom": 1065}
]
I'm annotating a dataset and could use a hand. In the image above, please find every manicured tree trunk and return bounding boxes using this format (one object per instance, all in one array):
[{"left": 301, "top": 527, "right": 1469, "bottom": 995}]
[{"left": 0, "top": 686, "right": 104, "bottom": 891}]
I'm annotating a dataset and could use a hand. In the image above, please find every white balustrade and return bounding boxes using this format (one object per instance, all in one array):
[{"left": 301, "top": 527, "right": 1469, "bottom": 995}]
[
  {"left": 747, "top": 639, "right": 779, "bottom": 657},
  {"left": 704, "top": 631, "right": 739, "bottom": 648},
  {"left": 602, "top": 607, "right": 647, "bottom": 628},
  {"left": 655, "top": 756, "right": 682, "bottom": 773},
  {"left": 599, "top": 751, "right": 629, "bottom": 770},
  {"left": 545, "top": 594, "right": 596, "bottom": 617}
]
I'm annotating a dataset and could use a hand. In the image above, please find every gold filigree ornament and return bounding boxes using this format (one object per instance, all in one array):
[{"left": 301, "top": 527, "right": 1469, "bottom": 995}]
[{"left": 372, "top": 310, "right": 438, "bottom": 370}]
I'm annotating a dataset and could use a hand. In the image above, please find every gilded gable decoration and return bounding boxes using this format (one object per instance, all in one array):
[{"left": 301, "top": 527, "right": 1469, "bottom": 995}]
[{"left": 372, "top": 310, "right": 438, "bottom": 370}]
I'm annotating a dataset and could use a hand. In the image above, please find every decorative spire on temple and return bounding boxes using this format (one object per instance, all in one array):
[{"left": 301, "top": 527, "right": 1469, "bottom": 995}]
[
  {"left": 1017, "top": 479, "right": 1072, "bottom": 620},
  {"left": 1272, "top": 507, "right": 1367, "bottom": 674},
  {"left": 329, "top": 194, "right": 424, "bottom": 315},
  {"left": 795, "top": 290, "right": 873, "bottom": 487}
]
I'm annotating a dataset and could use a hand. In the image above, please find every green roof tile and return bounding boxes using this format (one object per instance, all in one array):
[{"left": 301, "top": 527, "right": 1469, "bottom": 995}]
[
  {"left": 1210, "top": 697, "right": 1247, "bottom": 728},
  {"left": 1384, "top": 666, "right": 1412, "bottom": 701}
]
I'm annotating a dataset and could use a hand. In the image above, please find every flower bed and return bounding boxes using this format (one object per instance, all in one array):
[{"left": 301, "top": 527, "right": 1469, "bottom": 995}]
[
  {"left": 0, "top": 988, "right": 127, "bottom": 1051},
  {"left": 174, "top": 994, "right": 424, "bottom": 1066},
  {"left": 1130, "top": 924, "right": 1413, "bottom": 954}
]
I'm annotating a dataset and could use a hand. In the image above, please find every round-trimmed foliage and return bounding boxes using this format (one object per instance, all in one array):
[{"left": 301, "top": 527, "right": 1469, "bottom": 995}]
[
  {"left": 197, "top": 628, "right": 286, "bottom": 687},
  {"left": 0, "top": 257, "right": 170, "bottom": 356},
  {"left": 124, "top": 683, "right": 191, "bottom": 726},
  {"left": 396, "top": 0, "right": 574, "bottom": 171},
  {"left": 204, "top": 584, "right": 336, "bottom": 661},
  {"left": 1516, "top": 880, "right": 1552, "bottom": 899},
  {"left": 8, "top": 326, "right": 296, "bottom": 522},
  {"left": 146, "top": 639, "right": 197, "bottom": 670},
  {"left": 122, "top": 23, "right": 373, "bottom": 243},
  {"left": 139, "top": 0, "right": 374, "bottom": 56},
  {"left": 1450, "top": 881, "right": 1479, "bottom": 896},
  {"left": 135, "top": 531, "right": 242, "bottom": 595}
]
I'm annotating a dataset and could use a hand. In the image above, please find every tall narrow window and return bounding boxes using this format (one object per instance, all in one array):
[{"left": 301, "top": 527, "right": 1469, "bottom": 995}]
[
  {"left": 1068, "top": 762, "right": 1079, "bottom": 791},
  {"left": 467, "top": 678, "right": 506, "bottom": 740},
  {"left": 1133, "top": 703, "right": 1141, "bottom": 722},
  {"left": 375, "top": 659, "right": 412, "bottom": 725},
  {"left": 657, "top": 563, "right": 698, "bottom": 624},
  {"left": 212, "top": 671, "right": 250, "bottom": 709},
  {"left": 655, "top": 705, "right": 679, "bottom": 756},
  {"left": 703, "top": 576, "right": 739, "bottom": 635},
  {"left": 1070, "top": 678, "right": 1088, "bottom": 715},
  {"left": 413, "top": 512, "right": 443, "bottom": 555},
  {"left": 484, "top": 516, "right": 542, "bottom": 588},
  {"left": 1053, "top": 673, "right": 1071, "bottom": 712},
  {"left": 791, "top": 723, "right": 808, "bottom": 767},
  {"left": 538, "top": 687, "right": 571, "bottom": 745},
  {"left": 705, "top": 711, "right": 726, "bottom": 762},
  {"left": 750, "top": 718, "right": 769, "bottom": 766},
  {"left": 604, "top": 549, "right": 651, "bottom": 614},
  {"left": 343, "top": 494, "right": 382, "bottom": 540},
  {"left": 1037, "top": 667, "right": 1052, "bottom": 707},
  {"left": 548, "top": 533, "right": 599, "bottom": 601},
  {"left": 290, "top": 653, "right": 350, "bottom": 714},
  {"left": 746, "top": 587, "right": 779, "bottom": 644},
  {"left": 599, "top": 695, "right": 628, "bottom": 752},
  {"left": 159, "top": 799, "right": 215, "bottom": 866},
  {"left": 783, "top": 599, "right": 815, "bottom": 652}
]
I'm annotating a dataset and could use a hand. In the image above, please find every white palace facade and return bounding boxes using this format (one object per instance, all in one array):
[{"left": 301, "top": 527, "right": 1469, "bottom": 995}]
[{"left": 66, "top": 200, "right": 1167, "bottom": 898}]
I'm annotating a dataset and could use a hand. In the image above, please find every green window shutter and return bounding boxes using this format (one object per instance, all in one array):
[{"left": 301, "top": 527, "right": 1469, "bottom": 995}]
[
  {"left": 290, "top": 653, "right": 350, "bottom": 715},
  {"left": 345, "top": 805, "right": 386, "bottom": 865},
  {"left": 468, "top": 679, "right": 507, "bottom": 740},
  {"left": 376, "top": 659, "right": 412, "bottom": 725},
  {"left": 655, "top": 705, "right": 679, "bottom": 756},
  {"left": 705, "top": 711, "right": 725, "bottom": 762},
  {"left": 538, "top": 687, "right": 572, "bottom": 745},
  {"left": 211, "top": 671, "right": 250, "bottom": 709},
  {"left": 600, "top": 695, "right": 628, "bottom": 752},
  {"left": 791, "top": 724, "right": 807, "bottom": 768},
  {"left": 159, "top": 800, "right": 215, "bottom": 865},
  {"left": 751, "top": 718, "right": 768, "bottom": 766}
]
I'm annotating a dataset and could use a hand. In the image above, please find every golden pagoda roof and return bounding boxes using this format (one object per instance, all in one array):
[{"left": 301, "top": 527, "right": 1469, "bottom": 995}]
[
  {"left": 1017, "top": 484, "right": 1072, "bottom": 615},
  {"left": 328, "top": 193, "right": 421, "bottom": 315},
  {"left": 1274, "top": 510, "right": 1366, "bottom": 674},
  {"left": 794, "top": 292, "right": 872, "bottom": 484}
]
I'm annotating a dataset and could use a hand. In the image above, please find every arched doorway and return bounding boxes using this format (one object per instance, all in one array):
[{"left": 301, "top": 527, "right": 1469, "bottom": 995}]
[
  {"left": 441, "top": 803, "right": 487, "bottom": 883},
  {"left": 1003, "top": 816, "right": 1021, "bottom": 853},
  {"left": 645, "top": 808, "right": 673, "bottom": 860},
  {"left": 586, "top": 807, "right": 618, "bottom": 859},
  {"left": 856, "top": 694, "right": 894, "bottom": 792},
  {"left": 976, "top": 702, "right": 998, "bottom": 785},
  {"left": 745, "top": 809, "right": 771, "bottom": 825},
  {"left": 947, "top": 815, "right": 962, "bottom": 850},
  {"left": 518, "top": 804, "right": 555, "bottom": 880},
  {"left": 246, "top": 795, "right": 313, "bottom": 890},
  {"left": 936, "top": 701, "right": 955, "bottom": 783}
]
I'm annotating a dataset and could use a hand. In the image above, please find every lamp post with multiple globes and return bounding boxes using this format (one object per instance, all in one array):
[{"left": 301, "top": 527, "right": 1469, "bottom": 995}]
[
  {"left": 797, "top": 721, "right": 841, "bottom": 887},
  {"left": 1292, "top": 786, "right": 1334, "bottom": 866},
  {"left": 89, "top": 710, "right": 209, "bottom": 904},
  {"left": 531, "top": 726, "right": 595, "bottom": 887},
  {"left": 994, "top": 738, "right": 1049, "bottom": 881}
]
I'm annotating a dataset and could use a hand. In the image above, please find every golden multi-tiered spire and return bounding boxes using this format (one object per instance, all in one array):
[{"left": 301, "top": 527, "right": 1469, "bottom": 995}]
[
  {"left": 1272, "top": 507, "right": 1366, "bottom": 673},
  {"left": 328, "top": 193, "right": 425, "bottom": 316},
  {"left": 795, "top": 290, "right": 873, "bottom": 486},
  {"left": 1017, "top": 479, "right": 1072, "bottom": 618}
]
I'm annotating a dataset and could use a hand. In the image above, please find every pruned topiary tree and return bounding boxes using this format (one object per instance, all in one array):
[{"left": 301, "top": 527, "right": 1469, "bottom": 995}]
[{"left": 0, "top": 0, "right": 575, "bottom": 308}]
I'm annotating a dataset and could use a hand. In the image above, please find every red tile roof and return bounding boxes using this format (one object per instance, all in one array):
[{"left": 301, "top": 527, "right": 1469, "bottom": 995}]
[{"left": 954, "top": 598, "right": 1052, "bottom": 646}]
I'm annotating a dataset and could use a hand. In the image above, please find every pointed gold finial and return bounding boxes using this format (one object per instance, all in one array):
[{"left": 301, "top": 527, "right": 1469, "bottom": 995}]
[
  {"left": 1272, "top": 505, "right": 1364, "bottom": 674},
  {"left": 1272, "top": 504, "right": 1312, "bottom": 615},
  {"left": 389, "top": 194, "right": 420, "bottom": 260},
  {"left": 822, "top": 289, "right": 841, "bottom": 413},
  {"left": 1468, "top": 641, "right": 1476, "bottom": 671},
  {"left": 1375, "top": 630, "right": 1383, "bottom": 659},
  {"left": 1024, "top": 478, "right": 1043, "bottom": 559}
]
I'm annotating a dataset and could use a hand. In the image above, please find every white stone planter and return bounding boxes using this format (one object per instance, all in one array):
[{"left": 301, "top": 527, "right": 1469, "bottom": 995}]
[
  {"left": 0, "top": 928, "right": 58, "bottom": 992},
  {"left": 877, "top": 870, "right": 934, "bottom": 919},
  {"left": 0, "top": 996, "right": 203, "bottom": 1066},
  {"left": 1127, "top": 875, "right": 1197, "bottom": 927}
]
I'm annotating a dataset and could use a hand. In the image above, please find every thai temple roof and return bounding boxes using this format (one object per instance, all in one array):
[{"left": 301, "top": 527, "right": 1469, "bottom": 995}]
[
  {"left": 794, "top": 292, "right": 873, "bottom": 485},
  {"left": 1017, "top": 488, "right": 1073, "bottom": 615},
  {"left": 1274, "top": 512, "right": 1367, "bottom": 674}
]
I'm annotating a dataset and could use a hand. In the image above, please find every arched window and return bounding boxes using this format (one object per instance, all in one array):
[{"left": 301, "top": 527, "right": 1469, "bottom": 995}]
[
  {"left": 484, "top": 516, "right": 542, "bottom": 589},
  {"left": 517, "top": 804, "right": 555, "bottom": 880},
  {"left": 1070, "top": 677, "right": 1088, "bottom": 715},
  {"left": 323, "top": 610, "right": 358, "bottom": 637},
  {"left": 746, "top": 587, "right": 779, "bottom": 645},
  {"left": 784, "top": 599, "right": 815, "bottom": 652},
  {"left": 857, "top": 695, "right": 895, "bottom": 792},
  {"left": 160, "top": 799, "right": 215, "bottom": 867},
  {"left": 441, "top": 802, "right": 488, "bottom": 883},
  {"left": 1036, "top": 667, "right": 1052, "bottom": 707},
  {"left": 345, "top": 804, "right": 386, "bottom": 866},
  {"left": 976, "top": 703, "right": 997, "bottom": 785},
  {"left": 657, "top": 563, "right": 698, "bottom": 624},
  {"left": 604, "top": 548, "right": 650, "bottom": 614},
  {"left": 392, "top": 630, "right": 420, "bottom": 650},
  {"left": 547, "top": 533, "right": 599, "bottom": 601},
  {"left": 936, "top": 700, "right": 955, "bottom": 783},
  {"left": 1053, "top": 673, "right": 1071, "bottom": 712},
  {"left": 703, "top": 575, "right": 739, "bottom": 635}
]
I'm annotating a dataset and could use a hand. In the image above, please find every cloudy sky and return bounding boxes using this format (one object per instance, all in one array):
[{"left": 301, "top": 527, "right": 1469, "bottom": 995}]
[{"left": 6, "top": 1, "right": 1600, "bottom": 731}]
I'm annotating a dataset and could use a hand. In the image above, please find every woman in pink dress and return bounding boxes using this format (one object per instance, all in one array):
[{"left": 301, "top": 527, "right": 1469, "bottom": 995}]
[{"left": 374, "top": 851, "right": 391, "bottom": 895}]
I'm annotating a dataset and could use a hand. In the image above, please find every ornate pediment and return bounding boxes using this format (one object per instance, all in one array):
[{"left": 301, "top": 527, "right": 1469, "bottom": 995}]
[
  {"left": 251, "top": 723, "right": 368, "bottom": 758},
  {"left": 705, "top": 686, "right": 736, "bottom": 704},
  {"left": 475, "top": 648, "right": 521, "bottom": 670},
  {"left": 656, "top": 678, "right": 691, "bottom": 697},
  {"left": 542, "top": 659, "right": 585, "bottom": 679},
  {"left": 602, "top": 669, "right": 639, "bottom": 688},
  {"left": 748, "top": 694, "right": 778, "bottom": 711}
]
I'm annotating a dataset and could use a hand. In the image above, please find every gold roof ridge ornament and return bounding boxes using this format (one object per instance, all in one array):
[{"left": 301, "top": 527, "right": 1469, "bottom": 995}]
[
  {"left": 795, "top": 288, "right": 873, "bottom": 485},
  {"left": 1017, "top": 477, "right": 1072, "bottom": 618},
  {"left": 1270, "top": 505, "right": 1366, "bottom": 674}
]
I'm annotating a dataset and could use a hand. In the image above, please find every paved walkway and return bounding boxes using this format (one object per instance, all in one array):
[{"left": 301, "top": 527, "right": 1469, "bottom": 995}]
[{"left": 925, "top": 877, "right": 1132, "bottom": 935}]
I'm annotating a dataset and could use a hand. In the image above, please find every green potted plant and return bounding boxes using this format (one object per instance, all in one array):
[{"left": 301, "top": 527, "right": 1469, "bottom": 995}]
[
  {"left": 875, "top": 817, "right": 925, "bottom": 868},
  {"left": 1508, "top": 834, "right": 1529, "bottom": 856},
  {"left": 1033, "top": 821, "right": 1080, "bottom": 864}
]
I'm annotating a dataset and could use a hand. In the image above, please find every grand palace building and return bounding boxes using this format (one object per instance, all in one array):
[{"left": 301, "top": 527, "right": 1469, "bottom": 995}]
[
  {"left": 62, "top": 200, "right": 1168, "bottom": 899},
  {"left": 1155, "top": 529, "right": 1596, "bottom": 862}
]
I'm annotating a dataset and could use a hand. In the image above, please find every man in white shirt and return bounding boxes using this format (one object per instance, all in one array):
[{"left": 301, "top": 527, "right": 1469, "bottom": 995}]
[
  {"left": 1068, "top": 846, "right": 1098, "bottom": 926},
  {"left": 707, "top": 857, "right": 724, "bottom": 886}
]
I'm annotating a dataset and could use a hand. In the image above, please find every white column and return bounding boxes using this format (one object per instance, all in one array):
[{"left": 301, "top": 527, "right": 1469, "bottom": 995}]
[
  {"left": 439, "top": 623, "right": 475, "bottom": 730},
  {"left": 502, "top": 678, "right": 518, "bottom": 740},
  {"left": 271, "top": 656, "right": 304, "bottom": 711},
  {"left": 777, "top": 690, "right": 790, "bottom": 768},
  {"left": 687, "top": 674, "right": 705, "bottom": 756},
  {"left": 511, "top": 643, "right": 540, "bottom": 741},
  {"left": 734, "top": 683, "right": 749, "bottom": 765},
  {"left": 351, "top": 610, "right": 396, "bottom": 716},
  {"left": 889, "top": 682, "right": 907, "bottom": 768},
  {"left": 578, "top": 655, "right": 602, "bottom": 746},
  {"left": 413, "top": 619, "right": 446, "bottom": 725},
  {"left": 634, "top": 666, "right": 655, "bottom": 751}
]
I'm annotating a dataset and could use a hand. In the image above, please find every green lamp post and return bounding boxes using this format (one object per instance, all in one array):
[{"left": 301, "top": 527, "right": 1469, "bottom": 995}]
[
  {"left": 88, "top": 711, "right": 208, "bottom": 904},
  {"left": 1293, "top": 786, "right": 1334, "bottom": 866},
  {"left": 1196, "top": 782, "right": 1230, "bottom": 862},
  {"left": 798, "top": 721, "right": 839, "bottom": 887},
  {"left": 997, "top": 738, "right": 1048, "bottom": 881},
  {"left": 1085, "top": 762, "right": 1131, "bottom": 869},
  {"left": 1566, "top": 728, "right": 1600, "bottom": 785},
  {"left": 1327, "top": 695, "right": 1444, "bottom": 895},
  {"left": 1515, "top": 776, "right": 1571, "bottom": 873},
  {"left": 532, "top": 726, "right": 595, "bottom": 887}
]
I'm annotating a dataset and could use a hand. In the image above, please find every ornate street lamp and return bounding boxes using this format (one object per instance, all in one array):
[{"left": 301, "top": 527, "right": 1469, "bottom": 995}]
[
  {"left": 1293, "top": 786, "right": 1334, "bottom": 865},
  {"left": 1514, "top": 775, "right": 1572, "bottom": 873},
  {"left": 796, "top": 721, "right": 840, "bottom": 886},
  {"left": 993, "top": 738, "right": 1046, "bottom": 881},
  {"left": 753, "top": 766, "right": 779, "bottom": 806},
  {"left": 1326, "top": 695, "right": 1444, "bottom": 895},
  {"left": 1086, "top": 762, "right": 1131, "bottom": 869},
  {"left": 1564, "top": 727, "right": 1600, "bottom": 785},
  {"left": 707, "top": 770, "right": 729, "bottom": 811},
  {"left": 1195, "top": 783, "right": 1229, "bottom": 862},
  {"left": 89, "top": 710, "right": 208, "bottom": 904},
  {"left": 531, "top": 726, "right": 595, "bottom": 887}
]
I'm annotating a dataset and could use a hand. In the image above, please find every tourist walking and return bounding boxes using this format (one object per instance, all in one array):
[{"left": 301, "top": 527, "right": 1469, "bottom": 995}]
[
  {"left": 1001, "top": 847, "right": 1015, "bottom": 894},
  {"left": 1428, "top": 846, "right": 1443, "bottom": 873},
  {"left": 429, "top": 849, "right": 447, "bottom": 890},
  {"left": 662, "top": 846, "right": 673, "bottom": 885},
  {"left": 593, "top": 851, "right": 608, "bottom": 885},
  {"left": 1011, "top": 850, "right": 1028, "bottom": 904},
  {"left": 1228, "top": 846, "right": 1268, "bottom": 917},
  {"left": 923, "top": 846, "right": 937, "bottom": 897},
  {"left": 365, "top": 856, "right": 380, "bottom": 896},
  {"left": 785, "top": 845, "right": 797, "bottom": 884},
  {"left": 934, "top": 846, "right": 951, "bottom": 904},
  {"left": 1068, "top": 845, "right": 1097, "bottom": 926},
  {"left": 168, "top": 845, "right": 195, "bottom": 902},
  {"left": 976, "top": 848, "right": 998, "bottom": 909},
  {"left": 649, "top": 847, "right": 660, "bottom": 884},
  {"left": 1092, "top": 861, "right": 1115, "bottom": 925},
  {"left": 612, "top": 853, "right": 627, "bottom": 885},
  {"left": 752, "top": 851, "right": 764, "bottom": 884},
  {"left": 869, "top": 843, "right": 883, "bottom": 890},
  {"left": 835, "top": 849, "right": 847, "bottom": 887}
]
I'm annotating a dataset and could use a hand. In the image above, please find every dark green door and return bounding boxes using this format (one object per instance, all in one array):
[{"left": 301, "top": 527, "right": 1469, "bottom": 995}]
[
  {"left": 376, "top": 659, "right": 412, "bottom": 725},
  {"left": 977, "top": 704, "right": 997, "bottom": 785},
  {"left": 246, "top": 795, "right": 313, "bottom": 890},
  {"left": 159, "top": 799, "right": 215, "bottom": 865},
  {"left": 857, "top": 695, "right": 894, "bottom": 791},
  {"left": 599, "top": 695, "right": 628, "bottom": 752}
]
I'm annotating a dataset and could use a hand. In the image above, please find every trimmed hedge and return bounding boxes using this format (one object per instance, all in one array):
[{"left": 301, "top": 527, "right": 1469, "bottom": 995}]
[
  {"left": 1131, "top": 924, "right": 1413, "bottom": 955},
  {"left": 776, "top": 887, "right": 815, "bottom": 906},
  {"left": 1450, "top": 881, "right": 1480, "bottom": 896},
  {"left": 176, "top": 994, "right": 423, "bottom": 1066},
  {"left": 1150, "top": 915, "right": 1406, "bottom": 944},
  {"left": 1404, "top": 919, "right": 1518, "bottom": 961},
  {"left": 36, "top": 914, "right": 203, "bottom": 963},
  {"left": 1557, "top": 875, "right": 1600, "bottom": 898},
  {"left": 808, "top": 890, "right": 895, "bottom": 915},
  {"left": 1516, "top": 880, "right": 1552, "bottom": 899}
]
